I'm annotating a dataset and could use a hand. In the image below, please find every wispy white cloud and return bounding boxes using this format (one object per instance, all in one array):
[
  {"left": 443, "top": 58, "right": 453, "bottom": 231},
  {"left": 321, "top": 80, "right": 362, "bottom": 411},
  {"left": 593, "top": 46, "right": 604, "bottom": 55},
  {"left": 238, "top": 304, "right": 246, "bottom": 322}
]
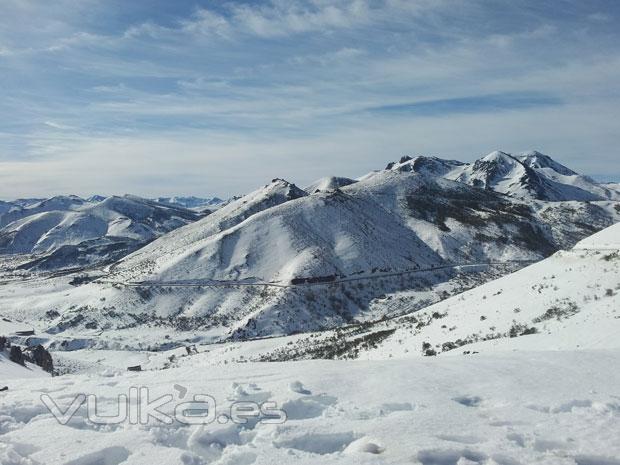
[
  {"left": 0, "top": 0, "right": 619, "bottom": 197},
  {"left": 43, "top": 121, "right": 74, "bottom": 130},
  {"left": 587, "top": 12, "right": 611, "bottom": 22}
]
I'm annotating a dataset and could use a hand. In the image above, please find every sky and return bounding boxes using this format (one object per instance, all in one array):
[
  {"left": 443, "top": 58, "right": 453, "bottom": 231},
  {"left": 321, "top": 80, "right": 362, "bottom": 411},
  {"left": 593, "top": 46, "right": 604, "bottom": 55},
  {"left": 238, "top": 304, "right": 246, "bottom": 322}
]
[{"left": 0, "top": 0, "right": 619, "bottom": 199}]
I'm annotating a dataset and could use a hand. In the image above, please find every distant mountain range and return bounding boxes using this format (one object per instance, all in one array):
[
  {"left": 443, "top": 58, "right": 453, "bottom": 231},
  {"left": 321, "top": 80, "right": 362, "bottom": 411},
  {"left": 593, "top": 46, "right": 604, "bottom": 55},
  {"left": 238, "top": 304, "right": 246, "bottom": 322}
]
[
  {"left": 152, "top": 196, "right": 225, "bottom": 210},
  {"left": 0, "top": 150, "right": 617, "bottom": 349},
  {"left": 0, "top": 195, "right": 203, "bottom": 270}
]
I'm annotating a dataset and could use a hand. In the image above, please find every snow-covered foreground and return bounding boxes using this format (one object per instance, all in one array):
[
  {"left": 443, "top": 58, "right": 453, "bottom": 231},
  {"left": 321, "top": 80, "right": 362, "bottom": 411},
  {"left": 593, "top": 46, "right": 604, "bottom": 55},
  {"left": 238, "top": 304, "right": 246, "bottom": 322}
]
[{"left": 2, "top": 350, "right": 620, "bottom": 465}]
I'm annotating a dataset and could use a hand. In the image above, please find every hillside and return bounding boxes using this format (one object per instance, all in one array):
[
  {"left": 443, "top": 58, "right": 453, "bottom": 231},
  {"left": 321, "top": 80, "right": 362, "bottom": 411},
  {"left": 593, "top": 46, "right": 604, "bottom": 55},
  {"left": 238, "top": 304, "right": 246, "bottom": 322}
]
[
  {"left": 362, "top": 222, "right": 620, "bottom": 358},
  {"left": 0, "top": 195, "right": 201, "bottom": 271},
  {"left": 238, "top": 222, "right": 619, "bottom": 362},
  {"left": 154, "top": 221, "right": 617, "bottom": 367}
]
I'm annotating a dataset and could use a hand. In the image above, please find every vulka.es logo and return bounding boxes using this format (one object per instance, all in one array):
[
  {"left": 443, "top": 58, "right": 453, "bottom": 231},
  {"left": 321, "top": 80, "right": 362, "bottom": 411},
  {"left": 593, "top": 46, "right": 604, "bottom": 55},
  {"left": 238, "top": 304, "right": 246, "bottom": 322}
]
[{"left": 40, "top": 385, "right": 287, "bottom": 426}]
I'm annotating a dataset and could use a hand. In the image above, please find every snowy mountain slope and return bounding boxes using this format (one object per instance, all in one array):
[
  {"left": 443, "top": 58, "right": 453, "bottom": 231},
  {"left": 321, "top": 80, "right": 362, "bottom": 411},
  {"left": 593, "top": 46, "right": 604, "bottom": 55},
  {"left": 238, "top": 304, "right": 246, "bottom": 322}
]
[
  {"left": 534, "top": 199, "right": 619, "bottom": 247},
  {"left": 128, "top": 191, "right": 443, "bottom": 284},
  {"left": 518, "top": 150, "right": 578, "bottom": 176},
  {"left": 0, "top": 185, "right": 452, "bottom": 342},
  {"left": 343, "top": 167, "right": 558, "bottom": 263},
  {"left": 342, "top": 167, "right": 619, "bottom": 262},
  {"left": 197, "top": 221, "right": 618, "bottom": 364},
  {"left": 0, "top": 195, "right": 202, "bottom": 270},
  {"left": 94, "top": 169, "right": 593, "bottom": 339},
  {"left": 110, "top": 179, "right": 308, "bottom": 280},
  {"left": 303, "top": 176, "right": 356, "bottom": 193},
  {"left": 574, "top": 221, "right": 620, "bottom": 249},
  {"left": 353, "top": 222, "right": 620, "bottom": 359},
  {"left": 519, "top": 150, "right": 620, "bottom": 201}
]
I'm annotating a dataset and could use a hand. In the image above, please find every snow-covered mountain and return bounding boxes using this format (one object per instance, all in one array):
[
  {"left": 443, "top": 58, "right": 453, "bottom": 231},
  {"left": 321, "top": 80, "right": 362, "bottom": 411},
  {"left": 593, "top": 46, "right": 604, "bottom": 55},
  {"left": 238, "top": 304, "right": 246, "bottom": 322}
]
[
  {"left": 93, "top": 166, "right": 617, "bottom": 340},
  {"left": 385, "top": 155, "right": 465, "bottom": 177},
  {"left": 186, "top": 221, "right": 619, "bottom": 363},
  {"left": 449, "top": 150, "right": 590, "bottom": 201},
  {"left": 0, "top": 195, "right": 87, "bottom": 228},
  {"left": 0, "top": 195, "right": 202, "bottom": 270},
  {"left": 1, "top": 159, "right": 617, "bottom": 348},
  {"left": 112, "top": 179, "right": 310, "bottom": 279},
  {"left": 389, "top": 150, "right": 620, "bottom": 201},
  {"left": 518, "top": 150, "right": 620, "bottom": 200}
]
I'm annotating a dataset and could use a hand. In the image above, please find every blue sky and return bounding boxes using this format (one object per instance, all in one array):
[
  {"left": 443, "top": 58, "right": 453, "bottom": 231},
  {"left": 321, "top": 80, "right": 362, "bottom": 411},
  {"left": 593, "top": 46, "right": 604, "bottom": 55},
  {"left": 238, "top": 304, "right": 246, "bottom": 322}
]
[{"left": 0, "top": 0, "right": 619, "bottom": 198}]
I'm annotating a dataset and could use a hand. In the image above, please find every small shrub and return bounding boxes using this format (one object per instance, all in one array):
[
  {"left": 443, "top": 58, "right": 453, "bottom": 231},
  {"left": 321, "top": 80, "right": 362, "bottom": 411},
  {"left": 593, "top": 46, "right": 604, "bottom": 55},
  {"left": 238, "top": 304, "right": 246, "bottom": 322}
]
[
  {"left": 442, "top": 341, "right": 458, "bottom": 351},
  {"left": 509, "top": 323, "right": 537, "bottom": 338},
  {"left": 532, "top": 299, "right": 579, "bottom": 323}
]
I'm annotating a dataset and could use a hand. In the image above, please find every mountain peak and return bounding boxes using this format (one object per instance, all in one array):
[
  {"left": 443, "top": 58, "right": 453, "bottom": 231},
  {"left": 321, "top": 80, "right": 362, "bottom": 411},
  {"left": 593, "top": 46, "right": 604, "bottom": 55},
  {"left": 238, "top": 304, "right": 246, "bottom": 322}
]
[
  {"left": 385, "top": 155, "right": 464, "bottom": 177},
  {"left": 304, "top": 176, "right": 356, "bottom": 193},
  {"left": 481, "top": 150, "right": 516, "bottom": 163},
  {"left": 262, "top": 178, "right": 307, "bottom": 201},
  {"left": 518, "top": 151, "right": 577, "bottom": 176}
]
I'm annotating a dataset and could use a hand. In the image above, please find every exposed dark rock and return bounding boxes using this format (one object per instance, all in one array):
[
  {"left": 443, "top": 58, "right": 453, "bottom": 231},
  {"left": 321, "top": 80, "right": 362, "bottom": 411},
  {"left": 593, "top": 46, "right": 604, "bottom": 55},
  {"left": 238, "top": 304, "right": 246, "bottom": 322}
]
[
  {"left": 9, "top": 346, "right": 25, "bottom": 365},
  {"left": 24, "top": 345, "right": 54, "bottom": 373}
]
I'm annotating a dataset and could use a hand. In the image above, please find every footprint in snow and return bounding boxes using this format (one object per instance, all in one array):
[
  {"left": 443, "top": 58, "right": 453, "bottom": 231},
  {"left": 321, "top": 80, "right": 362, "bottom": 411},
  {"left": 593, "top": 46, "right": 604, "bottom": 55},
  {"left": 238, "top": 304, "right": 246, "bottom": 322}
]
[
  {"left": 63, "top": 446, "right": 130, "bottom": 465},
  {"left": 436, "top": 434, "right": 484, "bottom": 445},
  {"left": 289, "top": 381, "right": 311, "bottom": 395},
  {"left": 188, "top": 423, "right": 256, "bottom": 463},
  {"left": 227, "top": 383, "right": 271, "bottom": 403},
  {"left": 417, "top": 448, "right": 522, "bottom": 465},
  {"left": 274, "top": 431, "right": 358, "bottom": 455},
  {"left": 378, "top": 402, "right": 415, "bottom": 415},
  {"left": 452, "top": 395, "right": 483, "bottom": 407},
  {"left": 417, "top": 448, "right": 488, "bottom": 465},
  {"left": 343, "top": 436, "right": 385, "bottom": 455},
  {"left": 281, "top": 394, "right": 338, "bottom": 420},
  {"left": 574, "top": 455, "right": 620, "bottom": 465},
  {"left": 533, "top": 438, "right": 571, "bottom": 453},
  {"left": 506, "top": 432, "right": 526, "bottom": 448}
]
